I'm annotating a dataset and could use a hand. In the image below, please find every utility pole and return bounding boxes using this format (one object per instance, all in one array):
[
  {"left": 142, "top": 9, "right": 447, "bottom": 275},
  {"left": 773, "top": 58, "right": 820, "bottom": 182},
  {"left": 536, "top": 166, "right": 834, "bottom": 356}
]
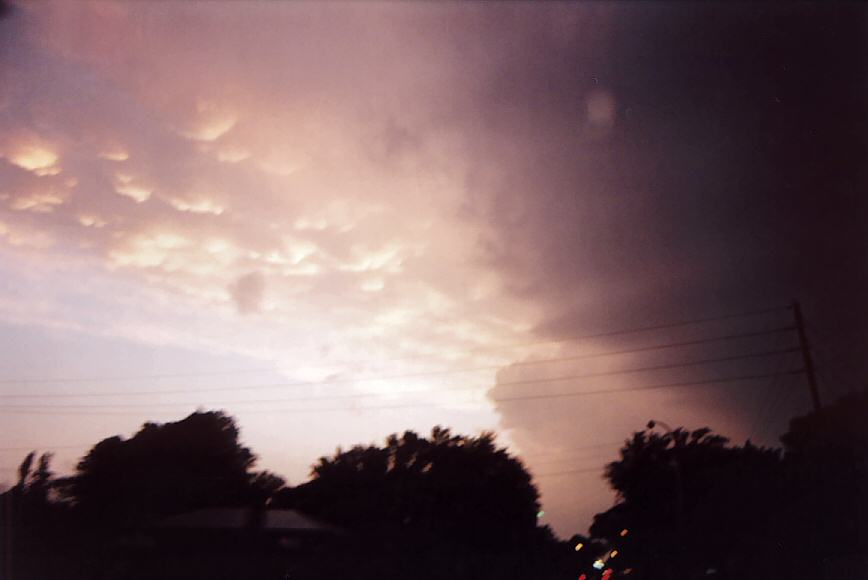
[{"left": 792, "top": 301, "right": 821, "bottom": 411}]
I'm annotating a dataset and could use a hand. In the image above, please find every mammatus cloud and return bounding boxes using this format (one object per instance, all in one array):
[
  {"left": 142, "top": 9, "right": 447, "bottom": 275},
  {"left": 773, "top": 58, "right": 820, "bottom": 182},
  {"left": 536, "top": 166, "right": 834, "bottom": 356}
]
[
  {"left": 0, "top": 1, "right": 539, "bottom": 362},
  {"left": 0, "top": 1, "right": 545, "bottom": 492}
]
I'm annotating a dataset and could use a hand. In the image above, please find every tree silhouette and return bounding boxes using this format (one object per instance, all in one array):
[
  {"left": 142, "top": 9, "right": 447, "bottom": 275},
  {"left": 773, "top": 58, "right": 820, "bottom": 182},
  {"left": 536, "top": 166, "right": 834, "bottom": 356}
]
[
  {"left": 269, "top": 426, "right": 560, "bottom": 580},
  {"left": 279, "top": 426, "right": 540, "bottom": 551},
  {"left": 15, "top": 451, "right": 54, "bottom": 505},
  {"left": 777, "top": 389, "right": 868, "bottom": 574},
  {"left": 589, "top": 393, "right": 868, "bottom": 580},
  {"left": 1, "top": 452, "right": 69, "bottom": 580},
  {"left": 591, "top": 427, "right": 784, "bottom": 579},
  {"left": 58, "top": 410, "right": 283, "bottom": 528},
  {"left": 16, "top": 451, "right": 36, "bottom": 490}
]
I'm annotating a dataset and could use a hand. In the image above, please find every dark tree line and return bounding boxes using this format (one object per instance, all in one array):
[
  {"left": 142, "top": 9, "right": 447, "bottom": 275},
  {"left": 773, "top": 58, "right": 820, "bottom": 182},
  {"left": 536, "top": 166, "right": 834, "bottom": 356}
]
[
  {"left": 587, "top": 390, "right": 868, "bottom": 579},
  {"left": 3, "top": 391, "right": 867, "bottom": 579},
  {"left": 1, "top": 412, "right": 572, "bottom": 580}
]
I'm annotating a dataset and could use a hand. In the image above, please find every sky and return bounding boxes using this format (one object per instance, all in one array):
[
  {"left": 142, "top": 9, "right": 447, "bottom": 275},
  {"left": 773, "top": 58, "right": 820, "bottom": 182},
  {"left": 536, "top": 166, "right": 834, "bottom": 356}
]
[{"left": 0, "top": 1, "right": 866, "bottom": 536}]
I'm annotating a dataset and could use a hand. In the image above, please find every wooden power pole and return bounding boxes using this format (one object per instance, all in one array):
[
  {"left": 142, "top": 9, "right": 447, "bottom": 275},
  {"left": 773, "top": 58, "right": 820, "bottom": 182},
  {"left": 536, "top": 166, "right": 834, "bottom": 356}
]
[{"left": 792, "top": 301, "right": 821, "bottom": 411}]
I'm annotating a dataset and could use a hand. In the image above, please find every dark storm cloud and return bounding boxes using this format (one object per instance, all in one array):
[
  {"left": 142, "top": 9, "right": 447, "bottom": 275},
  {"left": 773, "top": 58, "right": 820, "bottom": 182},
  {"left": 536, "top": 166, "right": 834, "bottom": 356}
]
[
  {"left": 457, "top": 3, "right": 868, "bottom": 378},
  {"left": 468, "top": 3, "right": 866, "bottom": 332},
  {"left": 469, "top": 3, "right": 867, "bottom": 532}
]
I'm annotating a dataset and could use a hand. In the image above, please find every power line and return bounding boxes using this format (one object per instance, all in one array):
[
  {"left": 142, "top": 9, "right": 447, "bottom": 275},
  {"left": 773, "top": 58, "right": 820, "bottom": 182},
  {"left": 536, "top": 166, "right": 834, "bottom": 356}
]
[
  {"left": 0, "top": 366, "right": 281, "bottom": 385},
  {"left": 492, "top": 305, "right": 786, "bottom": 349},
  {"left": 518, "top": 440, "right": 626, "bottom": 461},
  {"left": 760, "top": 372, "right": 803, "bottom": 445},
  {"left": 0, "top": 306, "right": 788, "bottom": 387},
  {"left": 533, "top": 466, "right": 606, "bottom": 478},
  {"left": 748, "top": 322, "right": 791, "bottom": 439},
  {"left": 757, "top": 359, "right": 798, "bottom": 444},
  {"left": 492, "top": 370, "right": 803, "bottom": 404},
  {"left": 0, "top": 328, "right": 797, "bottom": 400},
  {"left": 529, "top": 451, "right": 617, "bottom": 468},
  {"left": 0, "top": 439, "right": 626, "bottom": 462},
  {"left": 0, "top": 444, "right": 91, "bottom": 453},
  {"left": 0, "top": 347, "right": 800, "bottom": 410},
  {"left": 805, "top": 324, "right": 867, "bottom": 393},
  {"left": 0, "top": 369, "right": 804, "bottom": 417},
  {"left": 814, "top": 347, "right": 861, "bottom": 394},
  {"left": 0, "top": 441, "right": 616, "bottom": 456}
]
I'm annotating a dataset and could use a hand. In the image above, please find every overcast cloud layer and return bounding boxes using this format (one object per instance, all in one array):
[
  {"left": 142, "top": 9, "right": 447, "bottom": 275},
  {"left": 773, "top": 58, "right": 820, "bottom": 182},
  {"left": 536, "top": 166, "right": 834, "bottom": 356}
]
[{"left": 1, "top": 2, "right": 865, "bottom": 535}]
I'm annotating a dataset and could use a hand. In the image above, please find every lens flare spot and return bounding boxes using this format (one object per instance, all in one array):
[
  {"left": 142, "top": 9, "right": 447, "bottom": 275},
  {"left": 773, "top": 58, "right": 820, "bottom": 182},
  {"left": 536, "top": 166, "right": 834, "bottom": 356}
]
[{"left": 586, "top": 89, "right": 616, "bottom": 130}]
